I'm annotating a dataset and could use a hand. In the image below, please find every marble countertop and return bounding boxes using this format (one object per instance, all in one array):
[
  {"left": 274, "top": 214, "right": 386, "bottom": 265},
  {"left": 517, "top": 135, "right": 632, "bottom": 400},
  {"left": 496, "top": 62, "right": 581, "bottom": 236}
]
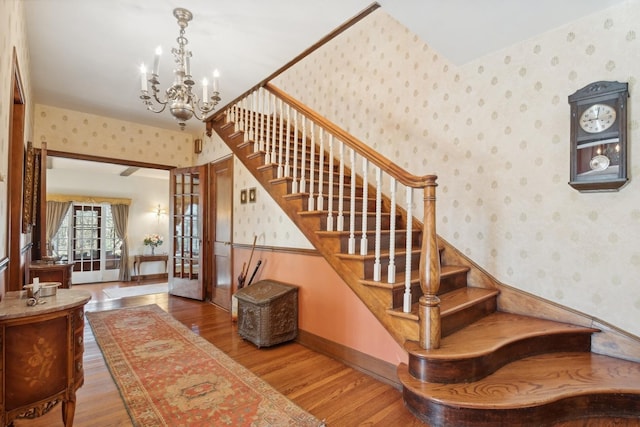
[{"left": 0, "top": 289, "right": 92, "bottom": 320}]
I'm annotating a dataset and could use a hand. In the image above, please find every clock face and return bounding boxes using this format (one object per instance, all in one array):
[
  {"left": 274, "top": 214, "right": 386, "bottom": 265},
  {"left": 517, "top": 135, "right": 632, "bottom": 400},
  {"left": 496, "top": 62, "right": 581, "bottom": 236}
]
[{"left": 579, "top": 103, "right": 617, "bottom": 133}]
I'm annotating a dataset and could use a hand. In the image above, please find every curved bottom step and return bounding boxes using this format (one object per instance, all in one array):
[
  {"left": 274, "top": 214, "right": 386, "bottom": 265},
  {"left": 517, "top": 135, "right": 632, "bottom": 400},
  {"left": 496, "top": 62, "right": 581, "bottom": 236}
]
[{"left": 398, "top": 352, "right": 640, "bottom": 427}]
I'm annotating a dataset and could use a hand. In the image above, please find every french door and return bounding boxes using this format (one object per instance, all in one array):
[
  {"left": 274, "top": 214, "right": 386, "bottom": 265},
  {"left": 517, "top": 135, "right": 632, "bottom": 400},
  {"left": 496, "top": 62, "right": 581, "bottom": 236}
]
[
  {"left": 51, "top": 203, "right": 121, "bottom": 284},
  {"left": 169, "top": 166, "right": 207, "bottom": 300}
]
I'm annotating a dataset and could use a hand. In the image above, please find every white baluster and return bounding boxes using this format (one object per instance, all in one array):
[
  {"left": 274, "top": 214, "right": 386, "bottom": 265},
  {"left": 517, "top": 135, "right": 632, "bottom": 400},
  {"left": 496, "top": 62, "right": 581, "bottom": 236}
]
[
  {"left": 337, "top": 140, "right": 345, "bottom": 232},
  {"left": 277, "top": 99, "right": 284, "bottom": 178},
  {"left": 360, "top": 158, "right": 369, "bottom": 256},
  {"left": 300, "top": 115, "right": 307, "bottom": 194},
  {"left": 373, "top": 167, "right": 382, "bottom": 282},
  {"left": 233, "top": 103, "right": 240, "bottom": 133},
  {"left": 387, "top": 177, "right": 397, "bottom": 283},
  {"left": 263, "top": 93, "right": 270, "bottom": 163},
  {"left": 252, "top": 91, "right": 259, "bottom": 152},
  {"left": 403, "top": 186, "right": 413, "bottom": 313},
  {"left": 316, "top": 128, "right": 325, "bottom": 211},
  {"left": 259, "top": 88, "right": 266, "bottom": 152},
  {"left": 284, "top": 104, "right": 291, "bottom": 178},
  {"left": 247, "top": 91, "right": 253, "bottom": 143},
  {"left": 348, "top": 148, "right": 356, "bottom": 254},
  {"left": 292, "top": 110, "right": 299, "bottom": 193},
  {"left": 307, "top": 122, "right": 316, "bottom": 211},
  {"left": 326, "top": 134, "right": 334, "bottom": 231},
  {"left": 269, "top": 94, "right": 277, "bottom": 165},
  {"left": 243, "top": 97, "right": 249, "bottom": 143}
]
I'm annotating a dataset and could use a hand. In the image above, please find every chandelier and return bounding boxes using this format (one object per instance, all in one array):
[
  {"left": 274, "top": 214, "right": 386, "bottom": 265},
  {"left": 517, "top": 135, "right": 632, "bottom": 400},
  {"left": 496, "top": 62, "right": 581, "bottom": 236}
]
[{"left": 139, "top": 8, "right": 221, "bottom": 130}]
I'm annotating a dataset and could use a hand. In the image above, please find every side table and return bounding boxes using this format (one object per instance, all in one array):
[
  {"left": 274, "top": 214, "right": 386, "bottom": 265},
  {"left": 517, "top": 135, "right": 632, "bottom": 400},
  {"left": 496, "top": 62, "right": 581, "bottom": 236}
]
[{"left": 133, "top": 254, "right": 168, "bottom": 282}]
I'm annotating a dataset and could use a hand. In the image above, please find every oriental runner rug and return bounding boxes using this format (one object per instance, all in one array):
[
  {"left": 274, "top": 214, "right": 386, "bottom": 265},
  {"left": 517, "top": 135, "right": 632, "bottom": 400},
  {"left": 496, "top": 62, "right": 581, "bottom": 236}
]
[{"left": 86, "top": 304, "right": 323, "bottom": 426}]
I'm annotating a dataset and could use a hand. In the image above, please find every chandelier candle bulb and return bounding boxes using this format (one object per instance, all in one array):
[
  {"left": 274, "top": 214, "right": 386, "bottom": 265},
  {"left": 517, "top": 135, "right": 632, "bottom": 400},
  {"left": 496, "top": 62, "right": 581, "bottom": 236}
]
[
  {"left": 140, "top": 64, "right": 147, "bottom": 91},
  {"left": 202, "top": 78, "right": 208, "bottom": 102},
  {"left": 153, "top": 46, "right": 162, "bottom": 75}
]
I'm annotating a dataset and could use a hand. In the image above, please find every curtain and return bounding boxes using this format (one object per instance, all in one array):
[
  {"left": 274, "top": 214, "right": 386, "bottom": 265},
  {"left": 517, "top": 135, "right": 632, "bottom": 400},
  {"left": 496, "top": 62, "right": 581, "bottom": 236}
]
[
  {"left": 45, "top": 201, "right": 71, "bottom": 255},
  {"left": 111, "top": 203, "right": 130, "bottom": 281}
]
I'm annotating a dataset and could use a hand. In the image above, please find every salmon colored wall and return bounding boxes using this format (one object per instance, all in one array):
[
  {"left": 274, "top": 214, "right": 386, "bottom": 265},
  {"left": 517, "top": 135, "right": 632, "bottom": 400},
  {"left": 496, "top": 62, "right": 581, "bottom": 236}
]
[{"left": 234, "top": 246, "right": 407, "bottom": 366}]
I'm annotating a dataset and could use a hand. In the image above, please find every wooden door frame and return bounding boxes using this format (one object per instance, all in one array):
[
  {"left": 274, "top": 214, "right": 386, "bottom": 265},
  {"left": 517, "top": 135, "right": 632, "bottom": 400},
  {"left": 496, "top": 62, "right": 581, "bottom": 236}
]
[
  {"left": 207, "top": 154, "right": 233, "bottom": 305},
  {"left": 5, "top": 48, "right": 27, "bottom": 292}
]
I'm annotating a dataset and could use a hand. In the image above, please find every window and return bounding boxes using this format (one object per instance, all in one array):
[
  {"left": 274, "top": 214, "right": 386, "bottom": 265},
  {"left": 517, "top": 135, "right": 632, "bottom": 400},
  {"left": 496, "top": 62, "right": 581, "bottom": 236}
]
[{"left": 51, "top": 203, "right": 121, "bottom": 273}]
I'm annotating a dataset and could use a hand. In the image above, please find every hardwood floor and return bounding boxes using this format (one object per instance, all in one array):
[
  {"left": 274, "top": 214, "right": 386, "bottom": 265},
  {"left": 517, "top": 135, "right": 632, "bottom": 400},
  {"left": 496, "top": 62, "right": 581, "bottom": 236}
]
[{"left": 15, "top": 281, "right": 426, "bottom": 427}]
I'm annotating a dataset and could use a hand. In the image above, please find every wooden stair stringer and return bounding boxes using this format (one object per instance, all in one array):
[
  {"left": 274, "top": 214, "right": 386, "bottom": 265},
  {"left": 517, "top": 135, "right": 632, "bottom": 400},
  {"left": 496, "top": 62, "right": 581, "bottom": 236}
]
[{"left": 438, "top": 234, "right": 640, "bottom": 363}]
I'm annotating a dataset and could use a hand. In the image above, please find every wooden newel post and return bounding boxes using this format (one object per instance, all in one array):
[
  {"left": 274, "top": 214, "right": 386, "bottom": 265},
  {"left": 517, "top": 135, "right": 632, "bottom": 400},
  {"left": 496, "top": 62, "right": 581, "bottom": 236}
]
[{"left": 419, "top": 179, "right": 441, "bottom": 349}]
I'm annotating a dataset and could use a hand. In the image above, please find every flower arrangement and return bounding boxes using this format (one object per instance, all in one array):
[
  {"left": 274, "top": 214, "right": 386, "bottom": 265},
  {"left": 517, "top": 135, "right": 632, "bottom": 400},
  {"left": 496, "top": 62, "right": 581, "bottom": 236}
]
[{"left": 143, "top": 233, "right": 163, "bottom": 247}]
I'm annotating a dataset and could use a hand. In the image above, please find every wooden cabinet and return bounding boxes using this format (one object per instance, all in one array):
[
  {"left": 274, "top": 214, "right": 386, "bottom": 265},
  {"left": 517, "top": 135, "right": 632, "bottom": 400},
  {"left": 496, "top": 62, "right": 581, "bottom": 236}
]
[
  {"left": 28, "top": 262, "right": 75, "bottom": 288},
  {"left": 0, "top": 289, "right": 91, "bottom": 426}
]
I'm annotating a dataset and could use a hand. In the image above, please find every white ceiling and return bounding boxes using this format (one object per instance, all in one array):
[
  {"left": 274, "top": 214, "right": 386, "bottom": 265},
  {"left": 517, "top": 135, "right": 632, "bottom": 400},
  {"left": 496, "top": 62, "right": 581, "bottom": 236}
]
[{"left": 24, "top": 0, "right": 627, "bottom": 138}]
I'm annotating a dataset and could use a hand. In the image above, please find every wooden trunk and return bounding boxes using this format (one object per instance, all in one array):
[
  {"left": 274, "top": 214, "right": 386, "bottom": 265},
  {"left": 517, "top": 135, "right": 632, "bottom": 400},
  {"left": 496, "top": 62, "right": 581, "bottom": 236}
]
[{"left": 236, "top": 280, "right": 298, "bottom": 348}]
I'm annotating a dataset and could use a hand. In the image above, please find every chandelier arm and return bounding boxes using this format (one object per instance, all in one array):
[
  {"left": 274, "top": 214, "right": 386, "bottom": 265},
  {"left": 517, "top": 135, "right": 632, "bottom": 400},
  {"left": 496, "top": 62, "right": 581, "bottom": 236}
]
[
  {"left": 145, "top": 103, "right": 168, "bottom": 114},
  {"left": 151, "top": 94, "right": 169, "bottom": 106}
]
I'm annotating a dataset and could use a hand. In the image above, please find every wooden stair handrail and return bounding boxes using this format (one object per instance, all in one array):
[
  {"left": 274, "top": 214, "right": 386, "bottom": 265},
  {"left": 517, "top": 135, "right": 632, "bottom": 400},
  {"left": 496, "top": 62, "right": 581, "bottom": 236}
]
[{"left": 266, "top": 83, "right": 437, "bottom": 190}]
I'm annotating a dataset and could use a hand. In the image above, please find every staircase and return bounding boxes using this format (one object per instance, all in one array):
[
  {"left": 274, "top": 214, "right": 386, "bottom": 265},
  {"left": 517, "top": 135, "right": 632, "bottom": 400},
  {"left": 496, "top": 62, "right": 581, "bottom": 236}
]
[{"left": 206, "top": 83, "right": 640, "bottom": 426}]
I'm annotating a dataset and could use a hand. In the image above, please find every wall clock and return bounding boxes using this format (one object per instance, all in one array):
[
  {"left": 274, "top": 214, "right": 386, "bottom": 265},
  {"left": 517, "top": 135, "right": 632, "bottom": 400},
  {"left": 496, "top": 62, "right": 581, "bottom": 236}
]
[{"left": 568, "top": 81, "right": 629, "bottom": 192}]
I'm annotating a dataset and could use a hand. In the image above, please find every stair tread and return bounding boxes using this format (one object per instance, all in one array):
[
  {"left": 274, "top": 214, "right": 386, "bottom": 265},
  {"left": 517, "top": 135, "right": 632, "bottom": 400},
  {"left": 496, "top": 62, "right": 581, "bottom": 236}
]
[
  {"left": 299, "top": 210, "right": 388, "bottom": 217},
  {"left": 439, "top": 287, "right": 499, "bottom": 316},
  {"left": 335, "top": 248, "right": 420, "bottom": 261},
  {"left": 361, "top": 265, "right": 470, "bottom": 289},
  {"left": 398, "top": 352, "right": 640, "bottom": 409},
  {"left": 405, "top": 312, "right": 598, "bottom": 360}
]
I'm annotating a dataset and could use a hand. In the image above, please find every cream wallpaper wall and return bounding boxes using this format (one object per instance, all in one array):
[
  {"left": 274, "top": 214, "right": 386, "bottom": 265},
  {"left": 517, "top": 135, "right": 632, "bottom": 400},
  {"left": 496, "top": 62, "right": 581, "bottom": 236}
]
[
  {"left": 271, "top": 2, "right": 640, "bottom": 337},
  {"left": 0, "top": 0, "right": 33, "bottom": 259},
  {"left": 34, "top": 105, "right": 194, "bottom": 168},
  {"left": 198, "top": 130, "right": 314, "bottom": 249}
]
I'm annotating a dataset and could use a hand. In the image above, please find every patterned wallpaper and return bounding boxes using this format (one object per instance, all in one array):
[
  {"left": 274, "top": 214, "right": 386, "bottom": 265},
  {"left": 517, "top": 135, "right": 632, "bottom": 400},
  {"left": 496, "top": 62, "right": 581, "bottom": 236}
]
[
  {"left": 0, "top": 0, "right": 32, "bottom": 259},
  {"left": 34, "top": 105, "right": 194, "bottom": 168},
  {"left": 198, "top": 130, "right": 314, "bottom": 248},
  {"left": 267, "top": 2, "right": 640, "bottom": 337}
]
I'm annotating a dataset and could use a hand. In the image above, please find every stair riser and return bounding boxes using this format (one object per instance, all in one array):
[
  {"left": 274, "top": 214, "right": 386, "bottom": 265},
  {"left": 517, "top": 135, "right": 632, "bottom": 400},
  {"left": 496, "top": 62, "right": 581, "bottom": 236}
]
[
  {"left": 361, "top": 252, "right": 420, "bottom": 279},
  {"left": 403, "top": 388, "right": 640, "bottom": 427},
  {"left": 338, "top": 230, "right": 421, "bottom": 254},
  {"left": 260, "top": 165, "right": 354, "bottom": 186},
  {"left": 304, "top": 196, "right": 377, "bottom": 213},
  {"left": 319, "top": 214, "right": 392, "bottom": 232},
  {"left": 277, "top": 179, "right": 364, "bottom": 196},
  {"left": 408, "top": 333, "right": 592, "bottom": 384},
  {"left": 391, "top": 270, "right": 468, "bottom": 308}
]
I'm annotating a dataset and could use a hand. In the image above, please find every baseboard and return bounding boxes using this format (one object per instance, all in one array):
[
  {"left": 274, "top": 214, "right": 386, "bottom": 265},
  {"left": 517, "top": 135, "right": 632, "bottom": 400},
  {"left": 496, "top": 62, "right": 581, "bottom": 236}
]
[{"left": 296, "top": 329, "right": 400, "bottom": 389}]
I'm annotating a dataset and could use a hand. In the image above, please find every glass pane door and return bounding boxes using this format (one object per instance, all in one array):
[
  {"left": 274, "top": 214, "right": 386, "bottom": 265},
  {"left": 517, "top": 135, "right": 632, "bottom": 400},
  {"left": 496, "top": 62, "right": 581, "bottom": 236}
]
[{"left": 169, "top": 167, "right": 205, "bottom": 300}]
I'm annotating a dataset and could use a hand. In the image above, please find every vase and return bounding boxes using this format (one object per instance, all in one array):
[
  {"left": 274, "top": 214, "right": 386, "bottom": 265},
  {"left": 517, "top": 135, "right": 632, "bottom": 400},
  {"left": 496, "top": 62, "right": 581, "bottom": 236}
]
[{"left": 151, "top": 246, "right": 155, "bottom": 255}]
